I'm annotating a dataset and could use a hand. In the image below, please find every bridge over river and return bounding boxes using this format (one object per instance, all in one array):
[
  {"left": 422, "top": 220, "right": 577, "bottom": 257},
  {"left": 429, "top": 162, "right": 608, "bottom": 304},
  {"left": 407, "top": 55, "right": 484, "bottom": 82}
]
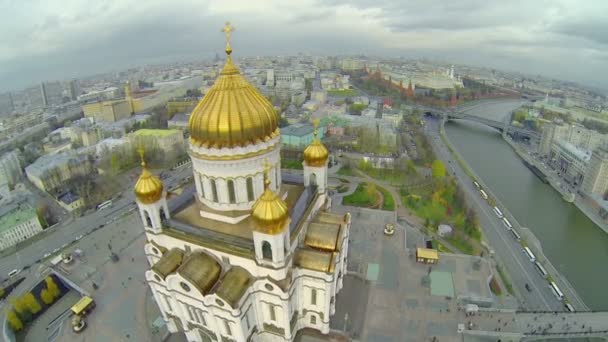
[{"left": 463, "top": 309, "right": 608, "bottom": 341}]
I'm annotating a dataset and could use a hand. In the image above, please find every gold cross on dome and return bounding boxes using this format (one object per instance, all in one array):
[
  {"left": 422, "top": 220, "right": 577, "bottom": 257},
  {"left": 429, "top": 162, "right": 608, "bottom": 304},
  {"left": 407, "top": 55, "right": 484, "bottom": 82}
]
[{"left": 222, "top": 22, "right": 235, "bottom": 43}]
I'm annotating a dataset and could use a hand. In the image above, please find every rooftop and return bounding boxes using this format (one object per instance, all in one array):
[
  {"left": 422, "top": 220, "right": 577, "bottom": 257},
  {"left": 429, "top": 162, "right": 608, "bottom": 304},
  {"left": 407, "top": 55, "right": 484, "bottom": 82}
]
[
  {"left": 171, "top": 183, "right": 305, "bottom": 241},
  {"left": 0, "top": 203, "right": 38, "bottom": 233},
  {"left": 282, "top": 123, "right": 314, "bottom": 137},
  {"left": 132, "top": 128, "right": 181, "bottom": 138}
]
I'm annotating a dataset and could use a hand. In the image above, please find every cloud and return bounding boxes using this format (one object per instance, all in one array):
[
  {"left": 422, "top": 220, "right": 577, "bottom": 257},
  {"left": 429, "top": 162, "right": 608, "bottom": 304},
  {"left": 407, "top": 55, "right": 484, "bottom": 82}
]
[{"left": 0, "top": 0, "right": 607, "bottom": 92}]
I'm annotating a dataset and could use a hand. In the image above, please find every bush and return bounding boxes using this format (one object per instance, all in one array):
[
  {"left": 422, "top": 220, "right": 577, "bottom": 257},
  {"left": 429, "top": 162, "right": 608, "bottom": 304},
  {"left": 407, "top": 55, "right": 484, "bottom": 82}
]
[
  {"left": 6, "top": 309, "right": 23, "bottom": 332},
  {"left": 490, "top": 276, "right": 502, "bottom": 296}
]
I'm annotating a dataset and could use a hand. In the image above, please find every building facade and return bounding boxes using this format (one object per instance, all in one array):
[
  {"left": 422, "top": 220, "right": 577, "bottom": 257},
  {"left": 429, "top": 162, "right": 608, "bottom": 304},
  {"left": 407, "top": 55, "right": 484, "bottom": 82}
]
[
  {"left": 582, "top": 145, "right": 608, "bottom": 197},
  {"left": 0, "top": 201, "right": 44, "bottom": 251},
  {"left": 0, "top": 150, "right": 22, "bottom": 189},
  {"left": 136, "top": 31, "right": 349, "bottom": 342},
  {"left": 550, "top": 139, "right": 591, "bottom": 184},
  {"left": 25, "top": 152, "right": 94, "bottom": 192}
]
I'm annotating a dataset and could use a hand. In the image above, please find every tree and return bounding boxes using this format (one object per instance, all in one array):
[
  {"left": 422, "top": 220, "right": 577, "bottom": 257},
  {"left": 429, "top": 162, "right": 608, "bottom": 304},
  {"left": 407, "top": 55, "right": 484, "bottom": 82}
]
[
  {"left": 40, "top": 289, "right": 54, "bottom": 305},
  {"left": 365, "top": 183, "right": 377, "bottom": 199},
  {"left": 110, "top": 153, "right": 120, "bottom": 174},
  {"left": 45, "top": 276, "right": 61, "bottom": 299},
  {"left": 465, "top": 208, "right": 479, "bottom": 230},
  {"left": 431, "top": 160, "right": 447, "bottom": 179},
  {"left": 22, "top": 292, "right": 41, "bottom": 314},
  {"left": 406, "top": 159, "right": 418, "bottom": 176},
  {"left": 5, "top": 309, "right": 23, "bottom": 332}
]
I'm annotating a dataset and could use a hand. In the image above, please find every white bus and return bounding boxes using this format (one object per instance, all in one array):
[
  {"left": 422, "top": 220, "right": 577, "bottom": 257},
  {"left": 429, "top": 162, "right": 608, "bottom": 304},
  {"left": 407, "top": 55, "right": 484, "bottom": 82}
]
[
  {"left": 97, "top": 200, "right": 113, "bottom": 211},
  {"left": 523, "top": 246, "right": 536, "bottom": 262},
  {"left": 502, "top": 217, "right": 513, "bottom": 229},
  {"left": 534, "top": 261, "right": 548, "bottom": 278},
  {"left": 493, "top": 207, "right": 504, "bottom": 218},
  {"left": 550, "top": 281, "right": 564, "bottom": 300},
  {"left": 479, "top": 189, "right": 488, "bottom": 200},
  {"left": 510, "top": 229, "right": 521, "bottom": 241},
  {"left": 565, "top": 303, "right": 575, "bottom": 312},
  {"left": 473, "top": 181, "right": 480, "bottom": 189}
]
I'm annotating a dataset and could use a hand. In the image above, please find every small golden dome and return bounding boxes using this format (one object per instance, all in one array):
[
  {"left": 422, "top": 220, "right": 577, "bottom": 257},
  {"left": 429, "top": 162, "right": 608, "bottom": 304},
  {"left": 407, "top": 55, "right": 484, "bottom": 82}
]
[
  {"left": 134, "top": 161, "right": 164, "bottom": 204},
  {"left": 188, "top": 25, "right": 279, "bottom": 149},
  {"left": 303, "top": 123, "right": 329, "bottom": 167},
  {"left": 251, "top": 164, "right": 289, "bottom": 235}
]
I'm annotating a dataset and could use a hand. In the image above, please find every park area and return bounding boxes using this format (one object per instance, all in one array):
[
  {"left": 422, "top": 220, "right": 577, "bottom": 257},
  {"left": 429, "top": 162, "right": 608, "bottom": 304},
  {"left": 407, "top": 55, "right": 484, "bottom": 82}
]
[
  {"left": 401, "top": 160, "right": 482, "bottom": 255},
  {"left": 343, "top": 182, "right": 395, "bottom": 211}
]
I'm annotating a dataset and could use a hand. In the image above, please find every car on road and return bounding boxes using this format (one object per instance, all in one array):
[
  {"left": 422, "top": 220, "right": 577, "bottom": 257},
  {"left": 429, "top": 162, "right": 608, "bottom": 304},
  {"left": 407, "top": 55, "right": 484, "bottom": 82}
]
[{"left": 8, "top": 269, "right": 22, "bottom": 278}]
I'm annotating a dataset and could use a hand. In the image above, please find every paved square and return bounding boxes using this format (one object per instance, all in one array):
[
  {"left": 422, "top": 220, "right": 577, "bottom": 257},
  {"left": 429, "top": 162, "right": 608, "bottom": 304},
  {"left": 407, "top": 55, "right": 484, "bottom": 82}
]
[{"left": 430, "top": 271, "right": 455, "bottom": 297}]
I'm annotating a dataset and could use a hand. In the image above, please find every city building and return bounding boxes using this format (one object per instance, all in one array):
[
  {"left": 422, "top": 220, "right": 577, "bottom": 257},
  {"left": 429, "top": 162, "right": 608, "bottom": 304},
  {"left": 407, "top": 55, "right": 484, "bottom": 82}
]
[
  {"left": 25, "top": 152, "right": 94, "bottom": 193},
  {"left": 539, "top": 122, "right": 568, "bottom": 156},
  {"left": 582, "top": 145, "right": 608, "bottom": 197},
  {"left": 77, "top": 87, "right": 120, "bottom": 102},
  {"left": 129, "top": 129, "right": 185, "bottom": 158},
  {"left": 539, "top": 121, "right": 607, "bottom": 156},
  {"left": 281, "top": 123, "right": 326, "bottom": 148},
  {"left": 56, "top": 191, "right": 85, "bottom": 212},
  {"left": 0, "top": 150, "right": 22, "bottom": 189},
  {"left": 82, "top": 83, "right": 143, "bottom": 122},
  {"left": 40, "top": 81, "right": 63, "bottom": 107},
  {"left": 136, "top": 30, "right": 350, "bottom": 342},
  {"left": 0, "top": 200, "right": 44, "bottom": 251},
  {"left": 167, "top": 98, "right": 198, "bottom": 116},
  {"left": 67, "top": 79, "right": 81, "bottom": 101},
  {"left": 167, "top": 113, "right": 190, "bottom": 131},
  {"left": 550, "top": 139, "right": 591, "bottom": 184}
]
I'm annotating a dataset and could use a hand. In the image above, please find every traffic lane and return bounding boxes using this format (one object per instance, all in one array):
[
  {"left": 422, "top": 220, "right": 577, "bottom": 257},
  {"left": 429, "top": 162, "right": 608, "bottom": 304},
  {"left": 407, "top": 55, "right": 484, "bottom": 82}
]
[
  {"left": 425, "top": 124, "right": 561, "bottom": 310},
  {"left": 433, "top": 134, "right": 556, "bottom": 309},
  {"left": 439, "top": 140, "right": 563, "bottom": 311}
]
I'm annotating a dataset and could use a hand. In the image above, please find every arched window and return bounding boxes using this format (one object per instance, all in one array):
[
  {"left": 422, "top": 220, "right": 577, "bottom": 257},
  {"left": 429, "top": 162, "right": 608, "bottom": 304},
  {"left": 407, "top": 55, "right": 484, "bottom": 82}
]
[
  {"left": 227, "top": 179, "right": 236, "bottom": 204},
  {"left": 160, "top": 208, "right": 167, "bottom": 222},
  {"left": 310, "top": 315, "right": 316, "bottom": 325},
  {"left": 210, "top": 179, "right": 218, "bottom": 202},
  {"left": 262, "top": 241, "right": 272, "bottom": 260},
  {"left": 199, "top": 175, "right": 205, "bottom": 198},
  {"left": 246, "top": 177, "right": 254, "bottom": 201},
  {"left": 144, "top": 210, "right": 152, "bottom": 227},
  {"left": 309, "top": 173, "right": 317, "bottom": 186}
]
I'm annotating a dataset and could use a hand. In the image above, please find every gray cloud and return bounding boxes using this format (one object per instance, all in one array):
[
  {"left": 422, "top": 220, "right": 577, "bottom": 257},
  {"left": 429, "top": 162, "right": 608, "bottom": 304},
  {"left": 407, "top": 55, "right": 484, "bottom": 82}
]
[{"left": 1, "top": 0, "right": 607, "bottom": 92}]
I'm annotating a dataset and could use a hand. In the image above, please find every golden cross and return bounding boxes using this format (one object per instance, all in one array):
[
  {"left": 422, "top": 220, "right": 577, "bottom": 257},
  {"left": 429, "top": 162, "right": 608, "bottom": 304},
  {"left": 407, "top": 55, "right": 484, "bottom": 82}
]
[
  {"left": 221, "top": 22, "right": 235, "bottom": 43},
  {"left": 136, "top": 147, "right": 146, "bottom": 166},
  {"left": 312, "top": 118, "right": 320, "bottom": 137},
  {"left": 262, "top": 159, "right": 273, "bottom": 186}
]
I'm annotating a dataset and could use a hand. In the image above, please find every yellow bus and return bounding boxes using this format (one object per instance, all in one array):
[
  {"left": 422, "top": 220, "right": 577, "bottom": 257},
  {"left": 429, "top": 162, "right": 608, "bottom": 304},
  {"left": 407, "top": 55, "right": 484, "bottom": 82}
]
[{"left": 71, "top": 296, "right": 95, "bottom": 316}]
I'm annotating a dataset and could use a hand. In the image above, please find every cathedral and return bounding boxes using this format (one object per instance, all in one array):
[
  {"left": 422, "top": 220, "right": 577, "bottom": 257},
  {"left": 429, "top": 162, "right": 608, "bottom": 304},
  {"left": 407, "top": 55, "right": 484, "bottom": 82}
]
[{"left": 133, "top": 24, "right": 351, "bottom": 342}]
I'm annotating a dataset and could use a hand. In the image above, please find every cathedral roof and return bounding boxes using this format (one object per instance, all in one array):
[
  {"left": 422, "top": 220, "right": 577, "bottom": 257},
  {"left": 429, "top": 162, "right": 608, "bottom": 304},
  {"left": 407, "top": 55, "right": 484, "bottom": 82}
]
[
  {"left": 214, "top": 266, "right": 252, "bottom": 307},
  {"left": 177, "top": 252, "right": 221, "bottom": 295},
  {"left": 134, "top": 160, "right": 164, "bottom": 204},
  {"left": 305, "top": 222, "right": 341, "bottom": 251},
  {"left": 294, "top": 248, "right": 336, "bottom": 273},
  {"left": 251, "top": 165, "right": 289, "bottom": 235},
  {"left": 151, "top": 248, "right": 184, "bottom": 279},
  {"left": 303, "top": 122, "right": 329, "bottom": 167},
  {"left": 188, "top": 26, "right": 279, "bottom": 149}
]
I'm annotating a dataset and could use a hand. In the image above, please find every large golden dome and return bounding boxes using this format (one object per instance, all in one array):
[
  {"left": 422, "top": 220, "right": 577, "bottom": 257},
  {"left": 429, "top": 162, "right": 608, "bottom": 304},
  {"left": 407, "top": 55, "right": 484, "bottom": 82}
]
[
  {"left": 251, "top": 167, "right": 289, "bottom": 235},
  {"left": 188, "top": 31, "right": 279, "bottom": 149},
  {"left": 303, "top": 124, "right": 329, "bottom": 167},
  {"left": 134, "top": 161, "right": 164, "bottom": 204}
]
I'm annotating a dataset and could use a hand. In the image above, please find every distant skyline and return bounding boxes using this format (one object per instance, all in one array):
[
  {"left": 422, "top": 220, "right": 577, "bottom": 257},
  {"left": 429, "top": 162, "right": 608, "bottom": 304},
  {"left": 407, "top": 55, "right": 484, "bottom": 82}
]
[{"left": 1, "top": 0, "right": 608, "bottom": 93}]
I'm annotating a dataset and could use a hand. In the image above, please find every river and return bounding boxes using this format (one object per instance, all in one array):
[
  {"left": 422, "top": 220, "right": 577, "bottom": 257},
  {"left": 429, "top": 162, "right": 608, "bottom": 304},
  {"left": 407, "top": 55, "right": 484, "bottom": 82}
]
[{"left": 445, "top": 100, "right": 608, "bottom": 310}]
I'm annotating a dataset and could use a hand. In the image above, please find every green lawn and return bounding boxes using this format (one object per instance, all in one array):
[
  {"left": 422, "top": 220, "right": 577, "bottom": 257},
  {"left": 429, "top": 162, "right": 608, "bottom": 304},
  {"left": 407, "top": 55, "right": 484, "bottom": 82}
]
[
  {"left": 336, "top": 166, "right": 357, "bottom": 177},
  {"left": 282, "top": 159, "right": 303, "bottom": 170},
  {"left": 496, "top": 265, "right": 515, "bottom": 295},
  {"left": 343, "top": 183, "right": 378, "bottom": 207},
  {"left": 327, "top": 89, "right": 357, "bottom": 97},
  {"left": 377, "top": 185, "right": 395, "bottom": 211}
]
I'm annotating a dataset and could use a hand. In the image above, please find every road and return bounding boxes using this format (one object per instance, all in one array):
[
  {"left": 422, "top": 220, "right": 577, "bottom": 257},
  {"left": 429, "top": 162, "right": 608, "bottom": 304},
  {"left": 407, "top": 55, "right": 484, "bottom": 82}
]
[
  {"left": 424, "top": 116, "right": 565, "bottom": 312},
  {"left": 0, "top": 164, "right": 192, "bottom": 282}
]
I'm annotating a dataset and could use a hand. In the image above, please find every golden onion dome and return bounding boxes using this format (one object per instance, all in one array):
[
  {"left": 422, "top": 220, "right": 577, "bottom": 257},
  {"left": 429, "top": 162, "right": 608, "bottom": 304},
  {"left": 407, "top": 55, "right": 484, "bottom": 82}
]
[
  {"left": 251, "top": 164, "right": 289, "bottom": 235},
  {"left": 188, "top": 25, "right": 279, "bottom": 149},
  {"left": 303, "top": 123, "right": 329, "bottom": 167},
  {"left": 134, "top": 161, "right": 164, "bottom": 204}
]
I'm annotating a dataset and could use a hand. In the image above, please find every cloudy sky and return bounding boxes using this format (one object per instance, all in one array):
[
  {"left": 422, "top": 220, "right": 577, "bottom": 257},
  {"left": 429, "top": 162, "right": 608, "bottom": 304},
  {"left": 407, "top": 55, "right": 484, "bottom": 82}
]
[{"left": 1, "top": 0, "right": 608, "bottom": 92}]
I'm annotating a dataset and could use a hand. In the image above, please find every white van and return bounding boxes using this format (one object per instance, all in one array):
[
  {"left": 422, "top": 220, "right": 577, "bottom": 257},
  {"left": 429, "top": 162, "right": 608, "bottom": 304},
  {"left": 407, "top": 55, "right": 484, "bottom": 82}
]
[{"left": 8, "top": 268, "right": 22, "bottom": 277}]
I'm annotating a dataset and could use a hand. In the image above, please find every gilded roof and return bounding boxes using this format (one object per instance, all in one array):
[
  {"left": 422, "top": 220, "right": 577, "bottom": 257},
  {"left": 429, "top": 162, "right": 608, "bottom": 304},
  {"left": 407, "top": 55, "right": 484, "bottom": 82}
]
[
  {"left": 177, "top": 252, "right": 222, "bottom": 295},
  {"left": 305, "top": 222, "right": 341, "bottom": 251},
  {"left": 416, "top": 248, "right": 439, "bottom": 260},
  {"left": 314, "top": 212, "right": 346, "bottom": 225},
  {"left": 303, "top": 125, "right": 329, "bottom": 167},
  {"left": 251, "top": 166, "right": 289, "bottom": 235},
  {"left": 134, "top": 162, "right": 164, "bottom": 204},
  {"left": 294, "top": 248, "right": 336, "bottom": 273},
  {"left": 214, "top": 266, "right": 252, "bottom": 307},
  {"left": 188, "top": 31, "right": 279, "bottom": 149},
  {"left": 152, "top": 248, "right": 184, "bottom": 279}
]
